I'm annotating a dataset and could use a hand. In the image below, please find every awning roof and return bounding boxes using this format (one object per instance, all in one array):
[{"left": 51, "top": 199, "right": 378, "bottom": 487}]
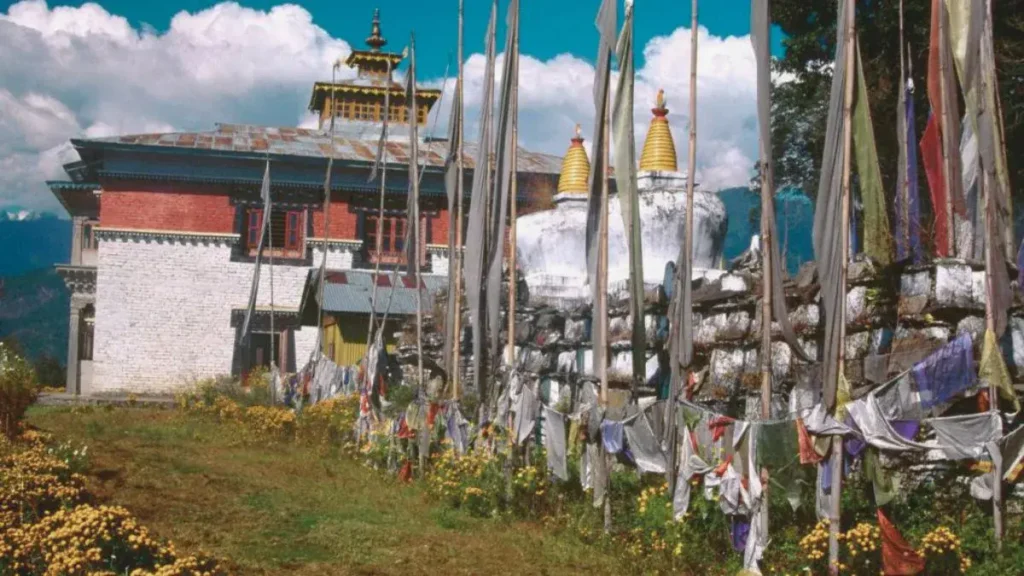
[{"left": 298, "top": 268, "right": 447, "bottom": 325}]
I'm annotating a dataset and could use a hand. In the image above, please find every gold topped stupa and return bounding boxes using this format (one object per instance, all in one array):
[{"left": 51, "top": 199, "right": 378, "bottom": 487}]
[
  {"left": 639, "top": 89, "right": 678, "bottom": 172},
  {"left": 557, "top": 124, "right": 591, "bottom": 195}
]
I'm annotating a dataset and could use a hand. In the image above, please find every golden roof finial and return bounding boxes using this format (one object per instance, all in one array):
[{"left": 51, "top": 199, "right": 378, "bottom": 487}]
[
  {"left": 558, "top": 125, "right": 591, "bottom": 195},
  {"left": 640, "top": 88, "right": 678, "bottom": 171},
  {"left": 366, "top": 9, "right": 387, "bottom": 52}
]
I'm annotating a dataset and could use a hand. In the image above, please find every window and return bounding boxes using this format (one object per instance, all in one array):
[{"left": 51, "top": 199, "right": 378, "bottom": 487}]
[
  {"left": 82, "top": 220, "right": 98, "bottom": 250},
  {"left": 246, "top": 208, "right": 305, "bottom": 258},
  {"left": 417, "top": 106, "right": 427, "bottom": 125},
  {"left": 364, "top": 213, "right": 414, "bottom": 266}
]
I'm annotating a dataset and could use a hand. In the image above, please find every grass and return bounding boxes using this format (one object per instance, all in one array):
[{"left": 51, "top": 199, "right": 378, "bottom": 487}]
[{"left": 25, "top": 406, "right": 627, "bottom": 575}]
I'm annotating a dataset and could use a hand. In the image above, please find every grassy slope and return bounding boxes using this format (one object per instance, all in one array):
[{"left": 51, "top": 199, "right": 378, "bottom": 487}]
[{"left": 26, "top": 406, "right": 626, "bottom": 576}]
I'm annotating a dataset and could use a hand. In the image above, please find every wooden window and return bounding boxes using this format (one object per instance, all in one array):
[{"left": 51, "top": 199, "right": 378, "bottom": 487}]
[
  {"left": 246, "top": 208, "right": 305, "bottom": 258},
  {"left": 364, "top": 213, "right": 413, "bottom": 266}
]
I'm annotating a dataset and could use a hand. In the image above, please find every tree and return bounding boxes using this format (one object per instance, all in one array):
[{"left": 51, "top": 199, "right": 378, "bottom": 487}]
[
  {"left": 33, "top": 354, "right": 65, "bottom": 389},
  {"left": 769, "top": 0, "right": 1024, "bottom": 216}
]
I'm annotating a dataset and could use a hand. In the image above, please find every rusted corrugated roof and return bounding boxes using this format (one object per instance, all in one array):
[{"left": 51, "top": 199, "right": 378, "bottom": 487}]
[{"left": 90, "top": 123, "right": 563, "bottom": 175}]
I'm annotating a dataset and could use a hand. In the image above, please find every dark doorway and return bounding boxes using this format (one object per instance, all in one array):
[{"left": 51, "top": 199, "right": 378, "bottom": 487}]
[{"left": 248, "top": 333, "right": 272, "bottom": 370}]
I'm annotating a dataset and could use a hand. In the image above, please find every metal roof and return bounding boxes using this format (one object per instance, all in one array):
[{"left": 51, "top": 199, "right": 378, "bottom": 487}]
[
  {"left": 308, "top": 269, "right": 447, "bottom": 317},
  {"left": 83, "top": 123, "right": 563, "bottom": 176}
]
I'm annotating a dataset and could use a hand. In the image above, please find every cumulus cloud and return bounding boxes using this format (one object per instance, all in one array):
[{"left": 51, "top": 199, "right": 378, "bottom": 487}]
[{"left": 0, "top": 0, "right": 759, "bottom": 213}]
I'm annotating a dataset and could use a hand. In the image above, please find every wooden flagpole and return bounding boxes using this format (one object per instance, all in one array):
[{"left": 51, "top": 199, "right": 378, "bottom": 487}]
[
  {"left": 898, "top": 0, "right": 910, "bottom": 255},
  {"left": 755, "top": 0, "right": 771, "bottom": 549},
  {"left": 599, "top": 40, "right": 613, "bottom": 536},
  {"left": 980, "top": 0, "right": 1003, "bottom": 549},
  {"left": 453, "top": 0, "right": 465, "bottom": 401},
  {"left": 937, "top": 0, "right": 956, "bottom": 256},
  {"left": 829, "top": 0, "right": 855, "bottom": 573}
]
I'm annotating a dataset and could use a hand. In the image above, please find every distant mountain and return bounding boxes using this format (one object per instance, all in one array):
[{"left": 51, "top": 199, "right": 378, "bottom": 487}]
[
  {"left": 0, "top": 267, "right": 69, "bottom": 362},
  {"left": 0, "top": 214, "right": 72, "bottom": 361},
  {"left": 717, "top": 186, "right": 814, "bottom": 275},
  {"left": 0, "top": 217, "right": 71, "bottom": 277}
]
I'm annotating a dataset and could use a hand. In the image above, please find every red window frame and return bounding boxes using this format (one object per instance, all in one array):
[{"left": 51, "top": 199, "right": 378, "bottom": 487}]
[
  {"left": 247, "top": 208, "right": 305, "bottom": 258},
  {"left": 365, "top": 213, "right": 415, "bottom": 266}
]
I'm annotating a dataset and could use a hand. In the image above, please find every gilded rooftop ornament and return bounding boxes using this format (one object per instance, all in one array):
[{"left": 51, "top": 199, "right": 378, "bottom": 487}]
[
  {"left": 557, "top": 124, "right": 591, "bottom": 195},
  {"left": 639, "top": 89, "right": 678, "bottom": 172}
]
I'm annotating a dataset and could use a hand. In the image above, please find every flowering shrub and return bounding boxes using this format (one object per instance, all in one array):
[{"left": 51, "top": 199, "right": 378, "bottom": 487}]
[
  {"left": 242, "top": 406, "right": 296, "bottom": 438},
  {"left": 0, "top": 342, "right": 38, "bottom": 438},
  {"left": 841, "top": 521, "right": 881, "bottom": 573},
  {"left": 0, "top": 436, "right": 87, "bottom": 527},
  {"left": 297, "top": 394, "right": 359, "bottom": 446},
  {"left": 1, "top": 504, "right": 222, "bottom": 575},
  {"left": 0, "top": 433, "right": 224, "bottom": 575},
  {"left": 798, "top": 519, "right": 830, "bottom": 572},
  {"left": 428, "top": 441, "right": 503, "bottom": 517},
  {"left": 921, "top": 525, "right": 971, "bottom": 573}
]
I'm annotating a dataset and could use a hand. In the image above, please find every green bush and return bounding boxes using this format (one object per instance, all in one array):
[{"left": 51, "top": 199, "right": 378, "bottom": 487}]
[{"left": 0, "top": 343, "right": 38, "bottom": 438}]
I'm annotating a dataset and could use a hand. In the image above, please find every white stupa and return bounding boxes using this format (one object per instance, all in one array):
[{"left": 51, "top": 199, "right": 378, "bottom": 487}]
[{"left": 516, "top": 90, "right": 728, "bottom": 303}]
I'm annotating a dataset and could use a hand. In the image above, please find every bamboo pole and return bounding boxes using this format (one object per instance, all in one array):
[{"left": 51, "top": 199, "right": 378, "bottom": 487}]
[
  {"left": 898, "top": 0, "right": 910, "bottom": 255},
  {"left": 755, "top": 0, "right": 771, "bottom": 550},
  {"left": 452, "top": 0, "right": 465, "bottom": 401},
  {"left": 980, "top": 0, "right": 1003, "bottom": 547},
  {"left": 600, "top": 58, "right": 612, "bottom": 536},
  {"left": 506, "top": 81, "right": 519, "bottom": 369},
  {"left": 829, "top": 0, "right": 856, "bottom": 573},
  {"left": 365, "top": 58, "right": 394, "bottom": 354},
  {"left": 937, "top": 0, "right": 956, "bottom": 256}
]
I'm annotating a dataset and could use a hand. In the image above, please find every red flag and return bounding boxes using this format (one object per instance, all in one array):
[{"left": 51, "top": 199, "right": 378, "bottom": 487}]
[
  {"left": 398, "top": 460, "right": 413, "bottom": 482},
  {"left": 878, "top": 509, "right": 925, "bottom": 575},
  {"left": 920, "top": 115, "right": 950, "bottom": 256},
  {"left": 709, "top": 416, "right": 735, "bottom": 442},
  {"left": 797, "top": 418, "right": 823, "bottom": 465}
]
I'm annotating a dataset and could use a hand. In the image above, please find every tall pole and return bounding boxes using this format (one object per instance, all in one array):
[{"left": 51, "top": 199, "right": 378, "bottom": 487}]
[
  {"left": 899, "top": 0, "right": 910, "bottom": 254},
  {"left": 453, "top": 0, "right": 465, "bottom": 401},
  {"left": 829, "top": 1, "right": 855, "bottom": 574},
  {"left": 981, "top": 0, "right": 1003, "bottom": 548},
  {"left": 506, "top": 61, "right": 519, "bottom": 368},
  {"left": 937, "top": 0, "right": 956, "bottom": 256},
  {"left": 599, "top": 53, "right": 612, "bottom": 536},
  {"left": 755, "top": 0, "right": 771, "bottom": 552}
]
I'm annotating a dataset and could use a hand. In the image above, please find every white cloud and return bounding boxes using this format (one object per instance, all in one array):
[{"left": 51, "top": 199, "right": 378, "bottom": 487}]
[{"left": 0, "top": 0, "right": 759, "bottom": 212}]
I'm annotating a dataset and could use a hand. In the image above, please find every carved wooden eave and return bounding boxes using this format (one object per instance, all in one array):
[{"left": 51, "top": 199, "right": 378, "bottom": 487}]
[
  {"left": 56, "top": 265, "right": 96, "bottom": 295},
  {"left": 94, "top": 227, "right": 241, "bottom": 246}
]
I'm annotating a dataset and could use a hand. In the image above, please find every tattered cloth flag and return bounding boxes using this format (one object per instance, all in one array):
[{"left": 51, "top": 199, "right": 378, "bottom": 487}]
[
  {"left": 922, "top": 0, "right": 966, "bottom": 257},
  {"left": 404, "top": 37, "right": 421, "bottom": 270},
  {"left": 750, "top": 0, "right": 813, "bottom": 363},
  {"left": 613, "top": 1, "right": 645, "bottom": 384},
  {"left": 485, "top": 0, "right": 520, "bottom": 360},
  {"left": 239, "top": 160, "right": 272, "bottom": 345},
  {"left": 877, "top": 509, "right": 925, "bottom": 575},
  {"left": 585, "top": 0, "right": 616, "bottom": 377},
  {"left": 442, "top": 68, "right": 463, "bottom": 378},
  {"left": 463, "top": 1, "right": 496, "bottom": 405},
  {"left": 812, "top": 0, "right": 851, "bottom": 411},
  {"left": 852, "top": 41, "right": 893, "bottom": 265}
]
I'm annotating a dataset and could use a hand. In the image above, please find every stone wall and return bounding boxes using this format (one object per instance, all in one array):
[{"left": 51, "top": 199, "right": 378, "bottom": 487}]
[
  {"left": 398, "top": 257, "right": 1024, "bottom": 415},
  {"left": 91, "top": 231, "right": 358, "bottom": 393}
]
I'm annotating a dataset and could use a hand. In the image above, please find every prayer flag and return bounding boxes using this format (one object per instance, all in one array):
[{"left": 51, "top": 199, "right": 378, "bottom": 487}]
[
  {"left": 877, "top": 509, "right": 925, "bottom": 575},
  {"left": 405, "top": 36, "right": 420, "bottom": 270},
  {"left": 586, "top": 0, "right": 616, "bottom": 378},
  {"left": 613, "top": 2, "right": 645, "bottom": 384},
  {"left": 239, "top": 161, "right": 272, "bottom": 345},
  {"left": 852, "top": 42, "right": 893, "bottom": 265},
  {"left": 463, "top": 1, "right": 497, "bottom": 403}
]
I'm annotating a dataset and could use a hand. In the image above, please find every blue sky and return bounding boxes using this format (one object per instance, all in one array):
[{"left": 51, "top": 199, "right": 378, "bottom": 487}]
[
  {"left": 0, "top": 0, "right": 783, "bottom": 78},
  {"left": 0, "top": 0, "right": 781, "bottom": 212}
]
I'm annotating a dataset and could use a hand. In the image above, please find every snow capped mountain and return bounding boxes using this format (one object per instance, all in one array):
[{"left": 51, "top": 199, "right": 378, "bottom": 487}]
[{"left": 0, "top": 210, "right": 60, "bottom": 222}]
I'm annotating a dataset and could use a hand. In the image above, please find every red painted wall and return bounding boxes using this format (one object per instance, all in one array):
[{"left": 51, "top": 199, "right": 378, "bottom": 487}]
[
  {"left": 100, "top": 186, "right": 235, "bottom": 233},
  {"left": 310, "top": 201, "right": 359, "bottom": 240}
]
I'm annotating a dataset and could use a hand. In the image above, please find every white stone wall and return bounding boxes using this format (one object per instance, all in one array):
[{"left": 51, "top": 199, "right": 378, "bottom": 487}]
[{"left": 92, "top": 236, "right": 357, "bottom": 393}]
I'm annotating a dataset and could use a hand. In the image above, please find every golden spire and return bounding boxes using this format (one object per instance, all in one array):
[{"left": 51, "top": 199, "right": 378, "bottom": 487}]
[
  {"left": 639, "top": 88, "right": 679, "bottom": 172},
  {"left": 557, "top": 124, "right": 591, "bottom": 195},
  {"left": 366, "top": 9, "right": 387, "bottom": 52}
]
